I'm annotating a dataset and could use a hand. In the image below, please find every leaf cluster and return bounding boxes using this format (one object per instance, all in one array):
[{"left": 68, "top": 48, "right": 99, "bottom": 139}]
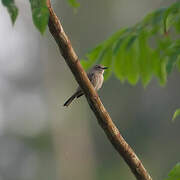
[
  {"left": 1, "top": 0, "right": 18, "bottom": 24},
  {"left": 81, "top": 2, "right": 180, "bottom": 87},
  {"left": 1, "top": 0, "right": 79, "bottom": 34},
  {"left": 166, "top": 163, "right": 180, "bottom": 180}
]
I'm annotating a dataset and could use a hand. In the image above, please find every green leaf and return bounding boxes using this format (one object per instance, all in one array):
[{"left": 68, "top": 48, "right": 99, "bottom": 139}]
[
  {"left": 152, "top": 8, "right": 166, "bottom": 25},
  {"left": 174, "top": 15, "right": 180, "bottom": 33},
  {"left": 177, "top": 57, "right": 180, "bottom": 71},
  {"left": 147, "top": 8, "right": 166, "bottom": 35},
  {"left": 125, "top": 40, "right": 139, "bottom": 85},
  {"left": 100, "top": 48, "right": 113, "bottom": 80},
  {"left": 163, "top": 39, "right": 180, "bottom": 74},
  {"left": 126, "top": 35, "right": 138, "bottom": 50},
  {"left": 113, "top": 40, "right": 127, "bottom": 82},
  {"left": 29, "top": 0, "right": 49, "bottom": 34},
  {"left": 81, "top": 58, "right": 96, "bottom": 70},
  {"left": 67, "top": 0, "right": 80, "bottom": 8},
  {"left": 87, "top": 44, "right": 104, "bottom": 62},
  {"left": 138, "top": 31, "right": 153, "bottom": 87},
  {"left": 172, "top": 109, "right": 180, "bottom": 122},
  {"left": 2, "top": 0, "right": 18, "bottom": 24},
  {"left": 114, "top": 35, "right": 140, "bottom": 85},
  {"left": 104, "top": 29, "right": 128, "bottom": 48},
  {"left": 113, "top": 36, "right": 126, "bottom": 54},
  {"left": 81, "top": 44, "right": 104, "bottom": 70},
  {"left": 166, "top": 163, "right": 180, "bottom": 180},
  {"left": 163, "top": 2, "right": 180, "bottom": 34},
  {"left": 81, "top": 29, "right": 126, "bottom": 75},
  {"left": 166, "top": 54, "right": 178, "bottom": 74},
  {"left": 32, "top": 7, "right": 49, "bottom": 34},
  {"left": 152, "top": 51, "right": 167, "bottom": 85}
]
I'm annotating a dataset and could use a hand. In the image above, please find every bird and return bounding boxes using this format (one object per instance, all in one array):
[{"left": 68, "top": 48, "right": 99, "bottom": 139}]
[{"left": 63, "top": 64, "right": 108, "bottom": 107}]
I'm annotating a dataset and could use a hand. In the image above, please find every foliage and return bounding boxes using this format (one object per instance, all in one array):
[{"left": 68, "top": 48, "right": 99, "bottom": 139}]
[
  {"left": 166, "top": 163, "right": 180, "bottom": 180},
  {"left": 81, "top": 2, "right": 180, "bottom": 87},
  {"left": 1, "top": 0, "right": 80, "bottom": 34},
  {"left": 172, "top": 109, "right": 180, "bottom": 122},
  {"left": 2, "top": 1, "right": 180, "bottom": 76},
  {"left": 1, "top": 0, "right": 180, "bottom": 116},
  {"left": 67, "top": 0, "right": 80, "bottom": 9},
  {"left": 1, "top": 0, "right": 18, "bottom": 24},
  {"left": 29, "top": 0, "right": 49, "bottom": 34}
]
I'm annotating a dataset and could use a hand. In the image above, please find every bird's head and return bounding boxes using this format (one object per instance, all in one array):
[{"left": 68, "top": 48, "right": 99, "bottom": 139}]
[{"left": 93, "top": 64, "right": 108, "bottom": 74}]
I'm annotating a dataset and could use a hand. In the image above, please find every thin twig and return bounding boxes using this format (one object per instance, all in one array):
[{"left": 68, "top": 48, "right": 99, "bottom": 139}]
[{"left": 46, "top": 1, "right": 152, "bottom": 179}]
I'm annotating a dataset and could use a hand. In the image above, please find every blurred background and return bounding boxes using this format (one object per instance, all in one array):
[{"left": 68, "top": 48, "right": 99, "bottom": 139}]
[{"left": 0, "top": 0, "right": 180, "bottom": 179}]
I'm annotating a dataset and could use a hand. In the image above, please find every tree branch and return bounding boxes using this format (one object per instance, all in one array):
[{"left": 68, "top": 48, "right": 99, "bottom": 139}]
[{"left": 46, "top": 1, "right": 152, "bottom": 180}]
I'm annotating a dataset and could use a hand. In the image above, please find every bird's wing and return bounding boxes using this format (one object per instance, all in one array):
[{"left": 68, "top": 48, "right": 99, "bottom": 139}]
[
  {"left": 88, "top": 72, "right": 98, "bottom": 88},
  {"left": 76, "top": 72, "right": 98, "bottom": 99}
]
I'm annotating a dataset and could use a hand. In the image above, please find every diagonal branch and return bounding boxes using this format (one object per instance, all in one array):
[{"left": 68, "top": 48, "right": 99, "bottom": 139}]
[{"left": 46, "top": 1, "right": 152, "bottom": 180}]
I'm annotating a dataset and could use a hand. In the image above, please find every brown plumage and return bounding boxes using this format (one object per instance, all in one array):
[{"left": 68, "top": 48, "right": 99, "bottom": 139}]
[{"left": 63, "top": 64, "right": 108, "bottom": 107}]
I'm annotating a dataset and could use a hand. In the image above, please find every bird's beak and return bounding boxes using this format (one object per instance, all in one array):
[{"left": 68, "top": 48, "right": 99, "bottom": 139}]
[{"left": 103, "top": 67, "right": 108, "bottom": 70}]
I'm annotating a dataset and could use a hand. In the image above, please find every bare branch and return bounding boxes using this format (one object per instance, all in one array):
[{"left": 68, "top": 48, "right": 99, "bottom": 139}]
[{"left": 46, "top": 1, "right": 152, "bottom": 179}]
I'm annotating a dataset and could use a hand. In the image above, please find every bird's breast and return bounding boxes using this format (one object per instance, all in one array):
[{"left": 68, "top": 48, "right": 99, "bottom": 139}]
[{"left": 95, "top": 74, "right": 104, "bottom": 90}]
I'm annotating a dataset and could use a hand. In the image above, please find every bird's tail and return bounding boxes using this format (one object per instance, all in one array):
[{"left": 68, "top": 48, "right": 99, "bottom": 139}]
[{"left": 63, "top": 93, "right": 77, "bottom": 107}]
